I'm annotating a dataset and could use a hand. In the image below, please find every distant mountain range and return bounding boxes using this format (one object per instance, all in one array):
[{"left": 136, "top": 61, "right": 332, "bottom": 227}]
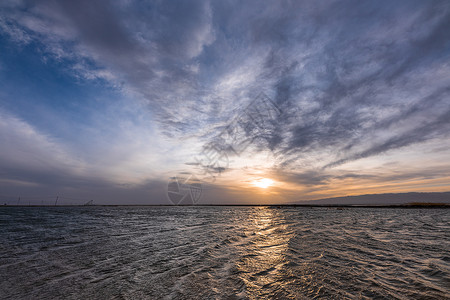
[{"left": 297, "top": 192, "right": 450, "bottom": 206}]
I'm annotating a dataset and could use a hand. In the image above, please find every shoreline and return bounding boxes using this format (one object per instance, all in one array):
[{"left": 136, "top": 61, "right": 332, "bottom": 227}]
[{"left": 1, "top": 204, "right": 449, "bottom": 208}]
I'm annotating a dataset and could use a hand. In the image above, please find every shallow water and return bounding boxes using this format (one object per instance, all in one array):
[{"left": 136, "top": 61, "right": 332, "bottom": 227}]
[{"left": 0, "top": 206, "right": 449, "bottom": 299}]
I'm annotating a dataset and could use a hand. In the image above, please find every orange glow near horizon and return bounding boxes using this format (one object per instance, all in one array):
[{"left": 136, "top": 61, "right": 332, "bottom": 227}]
[{"left": 252, "top": 178, "right": 275, "bottom": 189}]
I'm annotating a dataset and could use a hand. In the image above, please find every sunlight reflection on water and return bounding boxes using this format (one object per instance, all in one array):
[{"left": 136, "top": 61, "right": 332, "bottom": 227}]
[{"left": 0, "top": 206, "right": 449, "bottom": 299}]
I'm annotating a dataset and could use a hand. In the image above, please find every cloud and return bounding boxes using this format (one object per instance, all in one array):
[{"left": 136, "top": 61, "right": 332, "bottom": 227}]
[
  {"left": 1, "top": 0, "right": 215, "bottom": 129},
  {"left": 1, "top": 0, "right": 450, "bottom": 202},
  {"left": 0, "top": 108, "right": 85, "bottom": 186},
  {"left": 0, "top": 106, "right": 176, "bottom": 187},
  {"left": 0, "top": 108, "right": 174, "bottom": 204},
  {"left": 242, "top": 0, "right": 450, "bottom": 171}
]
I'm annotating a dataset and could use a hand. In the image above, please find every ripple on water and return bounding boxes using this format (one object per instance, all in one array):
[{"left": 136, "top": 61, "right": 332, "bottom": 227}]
[{"left": 0, "top": 206, "right": 449, "bottom": 299}]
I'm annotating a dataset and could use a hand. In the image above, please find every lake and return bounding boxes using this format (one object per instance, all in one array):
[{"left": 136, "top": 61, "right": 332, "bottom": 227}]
[{"left": 0, "top": 206, "right": 449, "bottom": 299}]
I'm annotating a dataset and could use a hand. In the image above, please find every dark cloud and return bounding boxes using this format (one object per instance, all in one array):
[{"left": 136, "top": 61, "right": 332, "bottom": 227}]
[
  {"left": 273, "top": 166, "right": 450, "bottom": 190},
  {"left": 325, "top": 106, "right": 450, "bottom": 168},
  {"left": 273, "top": 170, "right": 332, "bottom": 187},
  {"left": 56, "top": 0, "right": 138, "bottom": 55},
  {"left": 240, "top": 0, "right": 450, "bottom": 170},
  {"left": 1, "top": 0, "right": 215, "bottom": 133}
]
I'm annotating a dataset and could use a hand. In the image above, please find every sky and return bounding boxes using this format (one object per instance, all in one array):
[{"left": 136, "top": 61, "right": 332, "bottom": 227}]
[{"left": 0, "top": 0, "right": 450, "bottom": 205}]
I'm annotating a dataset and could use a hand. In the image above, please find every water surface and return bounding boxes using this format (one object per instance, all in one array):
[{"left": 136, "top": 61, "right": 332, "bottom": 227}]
[{"left": 0, "top": 206, "right": 449, "bottom": 299}]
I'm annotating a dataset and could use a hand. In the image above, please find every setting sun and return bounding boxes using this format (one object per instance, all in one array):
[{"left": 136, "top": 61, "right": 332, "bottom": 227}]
[{"left": 253, "top": 178, "right": 274, "bottom": 189}]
